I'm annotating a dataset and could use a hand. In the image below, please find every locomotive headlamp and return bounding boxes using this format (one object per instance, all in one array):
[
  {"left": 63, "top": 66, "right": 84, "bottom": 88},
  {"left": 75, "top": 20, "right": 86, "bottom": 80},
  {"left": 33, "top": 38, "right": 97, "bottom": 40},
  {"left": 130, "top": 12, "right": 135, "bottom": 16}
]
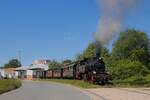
[
  {"left": 93, "top": 71, "right": 96, "bottom": 74},
  {"left": 99, "top": 57, "right": 103, "bottom": 60}
]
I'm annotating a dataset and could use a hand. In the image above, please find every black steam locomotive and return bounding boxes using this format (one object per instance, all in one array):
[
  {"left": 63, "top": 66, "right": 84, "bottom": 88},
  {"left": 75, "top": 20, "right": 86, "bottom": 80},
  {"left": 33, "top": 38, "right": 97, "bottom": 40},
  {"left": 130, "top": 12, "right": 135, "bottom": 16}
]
[{"left": 72, "top": 57, "right": 111, "bottom": 84}]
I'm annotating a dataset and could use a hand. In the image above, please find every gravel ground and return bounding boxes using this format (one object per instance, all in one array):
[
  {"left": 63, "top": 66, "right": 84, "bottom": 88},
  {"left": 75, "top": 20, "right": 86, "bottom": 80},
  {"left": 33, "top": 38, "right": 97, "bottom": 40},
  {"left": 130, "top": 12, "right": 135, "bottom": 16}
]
[
  {"left": 86, "top": 88, "right": 150, "bottom": 100},
  {"left": 0, "top": 81, "right": 91, "bottom": 100}
]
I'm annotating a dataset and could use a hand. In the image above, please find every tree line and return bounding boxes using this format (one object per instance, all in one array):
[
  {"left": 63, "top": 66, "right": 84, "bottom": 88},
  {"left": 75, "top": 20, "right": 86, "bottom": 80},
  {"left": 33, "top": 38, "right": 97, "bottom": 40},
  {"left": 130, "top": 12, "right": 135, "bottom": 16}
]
[{"left": 76, "top": 29, "right": 150, "bottom": 85}]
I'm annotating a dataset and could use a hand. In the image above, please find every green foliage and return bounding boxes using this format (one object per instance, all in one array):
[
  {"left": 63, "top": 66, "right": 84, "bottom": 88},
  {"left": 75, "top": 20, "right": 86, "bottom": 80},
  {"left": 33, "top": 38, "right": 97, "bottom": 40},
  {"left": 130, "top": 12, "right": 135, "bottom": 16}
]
[
  {"left": 0, "top": 79, "right": 21, "bottom": 94},
  {"left": 109, "top": 59, "right": 149, "bottom": 80},
  {"left": 109, "top": 29, "right": 150, "bottom": 84},
  {"left": 48, "top": 60, "right": 62, "bottom": 70},
  {"left": 101, "top": 47, "right": 111, "bottom": 70},
  {"left": 112, "top": 29, "right": 150, "bottom": 67},
  {"left": 62, "top": 59, "right": 72, "bottom": 64},
  {"left": 112, "top": 75, "right": 150, "bottom": 87},
  {"left": 74, "top": 29, "right": 150, "bottom": 86},
  {"left": 77, "top": 43, "right": 96, "bottom": 60},
  {"left": 76, "top": 42, "right": 110, "bottom": 61},
  {"left": 4, "top": 59, "right": 21, "bottom": 68}
]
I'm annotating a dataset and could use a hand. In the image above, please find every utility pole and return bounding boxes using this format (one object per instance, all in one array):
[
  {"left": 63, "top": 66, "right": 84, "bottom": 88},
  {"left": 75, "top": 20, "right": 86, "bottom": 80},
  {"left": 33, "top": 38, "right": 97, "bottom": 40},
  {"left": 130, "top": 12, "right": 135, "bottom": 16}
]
[{"left": 18, "top": 50, "right": 21, "bottom": 63}]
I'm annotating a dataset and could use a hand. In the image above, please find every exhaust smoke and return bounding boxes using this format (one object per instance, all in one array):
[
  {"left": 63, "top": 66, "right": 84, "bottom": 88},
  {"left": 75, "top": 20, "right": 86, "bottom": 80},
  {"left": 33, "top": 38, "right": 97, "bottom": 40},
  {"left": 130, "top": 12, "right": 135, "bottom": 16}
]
[{"left": 94, "top": 0, "right": 136, "bottom": 56}]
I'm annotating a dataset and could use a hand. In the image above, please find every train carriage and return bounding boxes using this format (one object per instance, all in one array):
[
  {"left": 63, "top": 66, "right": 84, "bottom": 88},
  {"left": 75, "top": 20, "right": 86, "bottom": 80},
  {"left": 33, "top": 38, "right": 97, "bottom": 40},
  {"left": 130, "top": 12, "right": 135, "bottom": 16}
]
[{"left": 62, "top": 63, "right": 74, "bottom": 78}]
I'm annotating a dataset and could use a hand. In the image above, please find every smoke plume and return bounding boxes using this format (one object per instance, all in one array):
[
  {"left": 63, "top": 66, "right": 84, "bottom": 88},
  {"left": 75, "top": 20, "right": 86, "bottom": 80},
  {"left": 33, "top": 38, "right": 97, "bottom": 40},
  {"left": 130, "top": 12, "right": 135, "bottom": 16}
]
[{"left": 94, "top": 0, "right": 136, "bottom": 45}]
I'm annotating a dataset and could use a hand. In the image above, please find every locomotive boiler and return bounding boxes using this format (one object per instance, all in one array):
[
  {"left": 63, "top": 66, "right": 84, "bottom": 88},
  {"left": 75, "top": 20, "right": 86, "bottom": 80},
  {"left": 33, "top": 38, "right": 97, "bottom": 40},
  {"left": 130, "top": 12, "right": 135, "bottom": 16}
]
[{"left": 73, "top": 56, "right": 111, "bottom": 84}]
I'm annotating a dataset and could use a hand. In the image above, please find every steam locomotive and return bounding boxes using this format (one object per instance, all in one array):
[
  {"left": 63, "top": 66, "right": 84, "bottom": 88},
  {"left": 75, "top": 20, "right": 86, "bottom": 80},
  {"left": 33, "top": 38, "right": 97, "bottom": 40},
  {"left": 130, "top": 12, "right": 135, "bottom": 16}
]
[
  {"left": 73, "top": 57, "right": 111, "bottom": 84},
  {"left": 46, "top": 56, "right": 111, "bottom": 85}
]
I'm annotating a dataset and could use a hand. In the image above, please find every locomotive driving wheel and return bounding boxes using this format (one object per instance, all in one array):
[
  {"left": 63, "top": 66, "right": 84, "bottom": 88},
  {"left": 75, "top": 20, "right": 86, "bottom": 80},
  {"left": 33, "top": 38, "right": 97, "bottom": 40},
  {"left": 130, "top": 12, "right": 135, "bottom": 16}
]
[
  {"left": 83, "top": 74, "right": 88, "bottom": 81},
  {"left": 89, "top": 75, "right": 95, "bottom": 84}
]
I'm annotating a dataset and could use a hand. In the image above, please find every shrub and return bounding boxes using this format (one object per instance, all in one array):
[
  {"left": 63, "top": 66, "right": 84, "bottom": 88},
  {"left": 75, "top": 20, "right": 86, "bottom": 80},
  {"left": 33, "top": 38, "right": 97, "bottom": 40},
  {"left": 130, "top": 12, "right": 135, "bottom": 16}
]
[
  {"left": 112, "top": 76, "right": 146, "bottom": 86},
  {"left": 109, "top": 59, "right": 150, "bottom": 80}
]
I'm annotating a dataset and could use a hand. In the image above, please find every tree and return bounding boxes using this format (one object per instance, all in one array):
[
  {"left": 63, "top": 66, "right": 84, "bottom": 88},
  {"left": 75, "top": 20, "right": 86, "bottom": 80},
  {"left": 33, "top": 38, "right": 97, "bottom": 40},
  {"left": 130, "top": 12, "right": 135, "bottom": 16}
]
[
  {"left": 4, "top": 59, "right": 21, "bottom": 68},
  {"left": 62, "top": 59, "right": 72, "bottom": 64},
  {"left": 48, "top": 60, "right": 62, "bottom": 70},
  {"left": 109, "top": 59, "right": 149, "bottom": 80},
  {"left": 78, "top": 43, "right": 96, "bottom": 60},
  {"left": 148, "top": 40, "right": 150, "bottom": 68},
  {"left": 112, "top": 29, "right": 150, "bottom": 67},
  {"left": 76, "top": 42, "right": 110, "bottom": 62}
]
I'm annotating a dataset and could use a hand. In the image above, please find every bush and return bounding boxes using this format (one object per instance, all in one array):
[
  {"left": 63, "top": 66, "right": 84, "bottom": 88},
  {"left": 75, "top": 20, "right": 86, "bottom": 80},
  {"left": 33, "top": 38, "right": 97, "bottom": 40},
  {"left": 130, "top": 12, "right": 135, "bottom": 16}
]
[
  {"left": 112, "top": 76, "right": 145, "bottom": 86},
  {"left": 109, "top": 59, "right": 150, "bottom": 80},
  {"left": 0, "top": 79, "right": 21, "bottom": 94},
  {"left": 111, "top": 74, "right": 150, "bottom": 87},
  {"left": 112, "top": 29, "right": 150, "bottom": 68}
]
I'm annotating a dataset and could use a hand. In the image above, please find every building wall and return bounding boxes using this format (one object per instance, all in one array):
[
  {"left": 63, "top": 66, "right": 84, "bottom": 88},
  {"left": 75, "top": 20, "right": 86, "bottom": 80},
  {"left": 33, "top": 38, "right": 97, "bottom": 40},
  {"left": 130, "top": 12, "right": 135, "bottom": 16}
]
[
  {"left": 15, "top": 70, "right": 33, "bottom": 80},
  {"left": 27, "top": 70, "right": 33, "bottom": 80},
  {"left": 16, "top": 70, "right": 27, "bottom": 79},
  {"left": 15, "top": 71, "right": 19, "bottom": 78},
  {"left": 32, "top": 70, "right": 44, "bottom": 78},
  {"left": 0, "top": 69, "right": 5, "bottom": 78},
  {"left": 4, "top": 68, "right": 16, "bottom": 78},
  {"left": 33, "top": 60, "right": 50, "bottom": 65}
]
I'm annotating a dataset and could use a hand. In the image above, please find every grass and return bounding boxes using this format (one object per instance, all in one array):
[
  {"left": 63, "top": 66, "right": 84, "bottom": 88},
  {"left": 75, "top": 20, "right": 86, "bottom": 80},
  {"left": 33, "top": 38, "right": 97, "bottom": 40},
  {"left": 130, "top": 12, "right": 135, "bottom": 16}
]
[
  {"left": 111, "top": 75, "right": 150, "bottom": 87},
  {"left": 0, "top": 79, "right": 22, "bottom": 94},
  {"left": 38, "top": 79, "right": 100, "bottom": 89},
  {"left": 38, "top": 74, "right": 150, "bottom": 88}
]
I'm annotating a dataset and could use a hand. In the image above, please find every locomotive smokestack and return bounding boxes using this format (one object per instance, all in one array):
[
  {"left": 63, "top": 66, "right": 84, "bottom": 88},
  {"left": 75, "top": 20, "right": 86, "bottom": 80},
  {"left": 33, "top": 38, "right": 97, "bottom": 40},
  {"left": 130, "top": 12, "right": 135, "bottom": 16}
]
[{"left": 95, "top": 41, "right": 102, "bottom": 58}]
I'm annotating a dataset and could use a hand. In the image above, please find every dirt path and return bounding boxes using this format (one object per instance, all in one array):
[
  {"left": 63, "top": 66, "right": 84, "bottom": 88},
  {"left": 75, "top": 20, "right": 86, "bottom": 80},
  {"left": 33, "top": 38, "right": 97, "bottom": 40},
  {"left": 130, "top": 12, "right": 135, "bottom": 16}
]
[{"left": 86, "top": 88, "right": 150, "bottom": 100}]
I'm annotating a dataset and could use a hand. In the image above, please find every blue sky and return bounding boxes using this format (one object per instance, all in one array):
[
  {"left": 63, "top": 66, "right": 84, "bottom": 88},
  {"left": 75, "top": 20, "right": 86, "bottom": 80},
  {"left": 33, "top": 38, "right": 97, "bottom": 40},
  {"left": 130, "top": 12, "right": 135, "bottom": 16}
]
[{"left": 0, "top": 0, "right": 149, "bottom": 66}]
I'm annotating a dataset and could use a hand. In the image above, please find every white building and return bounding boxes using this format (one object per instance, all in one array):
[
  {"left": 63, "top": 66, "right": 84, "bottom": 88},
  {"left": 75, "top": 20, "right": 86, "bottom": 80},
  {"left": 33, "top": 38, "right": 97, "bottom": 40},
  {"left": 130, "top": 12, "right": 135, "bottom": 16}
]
[
  {"left": 15, "top": 63, "right": 49, "bottom": 80},
  {"left": 15, "top": 67, "right": 27, "bottom": 79},
  {"left": 33, "top": 60, "right": 50, "bottom": 65},
  {"left": 0, "top": 68, "right": 5, "bottom": 78}
]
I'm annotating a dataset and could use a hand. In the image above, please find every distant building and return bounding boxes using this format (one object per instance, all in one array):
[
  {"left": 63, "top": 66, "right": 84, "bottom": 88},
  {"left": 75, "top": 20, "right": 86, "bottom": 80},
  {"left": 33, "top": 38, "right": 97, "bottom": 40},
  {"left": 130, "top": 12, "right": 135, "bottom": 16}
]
[
  {"left": 4, "top": 68, "right": 16, "bottom": 78},
  {"left": 33, "top": 60, "right": 50, "bottom": 65},
  {"left": 28, "top": 64, "right": 48, "bottom": 79},
  {"left": 0, "top": 68, "right": 16, "bottom": 79},
  {"left": 0, "top": 68, "right": 5, "bottom": 79},
  {"left": 15, "top": 60, "right": 49, "bottom": 80},
  {"left": 15, "top": 67, "right": 27, "bottom": 79}
]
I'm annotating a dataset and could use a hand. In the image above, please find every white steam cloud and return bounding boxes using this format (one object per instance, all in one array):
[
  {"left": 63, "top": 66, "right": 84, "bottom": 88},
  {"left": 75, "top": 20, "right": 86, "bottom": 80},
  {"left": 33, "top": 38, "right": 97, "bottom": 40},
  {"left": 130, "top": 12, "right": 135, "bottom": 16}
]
[{"left": 95, "top": 0, "right": 136, "bottom": 45}]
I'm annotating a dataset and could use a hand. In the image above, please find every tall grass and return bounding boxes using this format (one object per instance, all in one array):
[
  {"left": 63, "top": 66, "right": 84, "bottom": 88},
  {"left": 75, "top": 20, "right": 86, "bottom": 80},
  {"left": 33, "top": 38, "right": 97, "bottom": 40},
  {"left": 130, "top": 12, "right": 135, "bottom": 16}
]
[{"left": 0, "top": 79, "right": 21, "bottom": 94}]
